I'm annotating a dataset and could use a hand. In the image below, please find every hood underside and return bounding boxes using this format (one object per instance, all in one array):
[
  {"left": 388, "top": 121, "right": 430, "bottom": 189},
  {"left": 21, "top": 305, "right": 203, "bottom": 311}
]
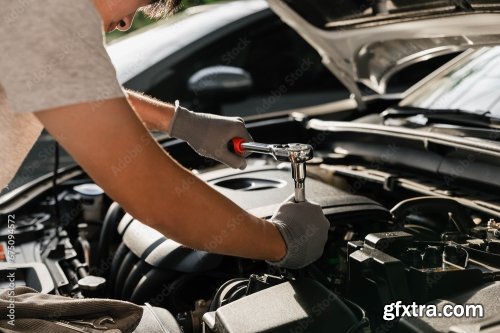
[{"left": 268, "top": 0, "right": 500, "bottom": 109}]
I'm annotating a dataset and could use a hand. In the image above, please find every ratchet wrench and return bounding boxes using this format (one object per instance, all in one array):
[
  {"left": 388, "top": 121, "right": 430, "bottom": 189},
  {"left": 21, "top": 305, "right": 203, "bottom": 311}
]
[{"left": 228, "top": 138, "right": 313, "bottom": 202}]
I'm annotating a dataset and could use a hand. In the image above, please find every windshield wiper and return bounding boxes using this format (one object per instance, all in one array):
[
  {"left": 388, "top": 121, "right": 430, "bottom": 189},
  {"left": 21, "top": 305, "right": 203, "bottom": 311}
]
[{"left": 381, "top": 106, "right": 500, "bottom": 129}]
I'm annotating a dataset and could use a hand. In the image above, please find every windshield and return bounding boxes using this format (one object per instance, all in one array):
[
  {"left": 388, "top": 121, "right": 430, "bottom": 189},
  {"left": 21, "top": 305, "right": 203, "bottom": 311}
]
[{"left": 400, "top": 46, "right": 500, "bottom": 118}]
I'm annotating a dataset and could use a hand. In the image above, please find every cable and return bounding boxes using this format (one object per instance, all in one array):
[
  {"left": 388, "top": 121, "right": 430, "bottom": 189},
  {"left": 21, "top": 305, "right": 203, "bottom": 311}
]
[
  {"left": 209, "top": 278, "right": 248, "bottom": 311},
  {"left": 52, "top": 141, "right": 62, "bottom": 234},
  {"left": 41, "top": 140, "right": 62, "bottom": 255},
  {"left": 346, "top": 317, "right": 370, "bottom": 333},
  {"left": 342, "top": 297, "right": 370, "bottom": 333}
]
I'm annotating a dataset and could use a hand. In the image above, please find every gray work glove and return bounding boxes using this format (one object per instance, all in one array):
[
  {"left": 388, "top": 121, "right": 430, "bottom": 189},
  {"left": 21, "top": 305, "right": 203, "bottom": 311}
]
[
  {"left": 267, "top": 195, "right": 330, "bottom": 269},
  {"left": 167, "top": 101, "right": 253, "bottom": 169}
]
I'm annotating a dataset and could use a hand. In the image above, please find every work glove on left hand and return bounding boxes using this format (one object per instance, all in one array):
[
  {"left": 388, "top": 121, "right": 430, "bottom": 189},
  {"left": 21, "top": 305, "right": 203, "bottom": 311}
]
[
  {"left": 267, "top": 195, "right": 330, "bottom": 269},
  {"left": 167, "top": 101, "right": 253, "bottom": 169}
]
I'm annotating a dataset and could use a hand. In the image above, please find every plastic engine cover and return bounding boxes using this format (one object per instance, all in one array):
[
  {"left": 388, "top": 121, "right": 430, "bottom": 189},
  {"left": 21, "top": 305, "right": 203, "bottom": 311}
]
[{"left": 202, "top": 279, "right": 359, "bottom": 333}]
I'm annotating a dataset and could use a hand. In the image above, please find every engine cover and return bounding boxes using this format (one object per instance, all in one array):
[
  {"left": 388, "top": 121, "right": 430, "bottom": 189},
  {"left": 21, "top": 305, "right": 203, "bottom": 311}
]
[
  {"left": 202, "top": 278, "right": 359, "bottom": 333},
  {"left": 202, "top": 166, "right": 390, "bottom": 222}
]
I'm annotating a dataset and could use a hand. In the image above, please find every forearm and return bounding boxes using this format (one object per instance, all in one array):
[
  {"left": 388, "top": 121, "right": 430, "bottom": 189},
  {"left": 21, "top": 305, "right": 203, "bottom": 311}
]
[
  {"left": 126, "top": 90, "right": 174, "bottom": 132},
  {"left": 136, "top": 157, "right": 286, "bottom": 261}
]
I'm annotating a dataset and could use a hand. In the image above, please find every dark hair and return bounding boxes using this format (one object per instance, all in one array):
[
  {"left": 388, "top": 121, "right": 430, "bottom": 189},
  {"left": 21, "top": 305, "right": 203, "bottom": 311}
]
[{"left": 141, "top": 0, "right": 183, "bottom": 18}]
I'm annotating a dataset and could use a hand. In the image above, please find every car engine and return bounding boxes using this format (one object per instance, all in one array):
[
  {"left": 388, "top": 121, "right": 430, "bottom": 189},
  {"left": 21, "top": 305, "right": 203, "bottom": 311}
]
[{"left": 2, "top": 143, "right": 500, "bottom": 333}]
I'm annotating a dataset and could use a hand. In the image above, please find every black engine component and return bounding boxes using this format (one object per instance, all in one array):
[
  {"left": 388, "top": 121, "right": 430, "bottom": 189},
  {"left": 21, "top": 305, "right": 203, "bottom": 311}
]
[
  {"left": 202, "top": 277, "right": 363, "bottom": 333},
  {"left": 9, "top": 163, "right": 500, "bottom": 333},
  {"left": 397, "top": 281, "right": 500, "bottom": 333},
  {"left": 347, "top": 231, "right": 497, "bottom": 331},
  {"left": 391, "top": 197, "right": 472, "bottom": 234}
]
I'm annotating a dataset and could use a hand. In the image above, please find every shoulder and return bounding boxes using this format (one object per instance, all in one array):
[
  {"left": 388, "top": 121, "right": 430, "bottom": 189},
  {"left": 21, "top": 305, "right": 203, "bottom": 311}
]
[
  {"left": 0, "top": 0, "right": 123, "bottom": 114},
  {"left": 2, "top": 0, "right": 104, "bottom": 40}
]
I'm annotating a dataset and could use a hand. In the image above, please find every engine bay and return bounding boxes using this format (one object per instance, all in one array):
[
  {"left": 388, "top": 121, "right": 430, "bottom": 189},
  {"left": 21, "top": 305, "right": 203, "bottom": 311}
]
[{"left": 2, "top": 122, "right": 500, "bottom": 333}]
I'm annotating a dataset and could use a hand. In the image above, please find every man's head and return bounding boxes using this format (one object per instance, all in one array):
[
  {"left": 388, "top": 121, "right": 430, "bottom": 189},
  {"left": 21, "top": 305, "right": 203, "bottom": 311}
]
[{"left": 92, "top": 0, "right": 181, "bottom": 32}]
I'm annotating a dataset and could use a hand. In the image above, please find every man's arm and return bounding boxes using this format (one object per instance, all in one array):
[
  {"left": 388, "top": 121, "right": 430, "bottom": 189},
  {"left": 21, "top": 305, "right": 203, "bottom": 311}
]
[
  {"left": 126, "top": 90, "right": 174, "bottom": 132},
  {"left": 35, "top": 98, "right": 286, "bottom": 261}
]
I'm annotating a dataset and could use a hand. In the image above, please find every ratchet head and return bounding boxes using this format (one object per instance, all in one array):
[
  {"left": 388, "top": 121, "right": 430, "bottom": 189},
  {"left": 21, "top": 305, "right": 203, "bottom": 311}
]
[
  {"left": 229, "top": 139, "right": 313, "bottom": 202},
  {"left": 271, "top": 143, "right": 313, "bottom": 164}
]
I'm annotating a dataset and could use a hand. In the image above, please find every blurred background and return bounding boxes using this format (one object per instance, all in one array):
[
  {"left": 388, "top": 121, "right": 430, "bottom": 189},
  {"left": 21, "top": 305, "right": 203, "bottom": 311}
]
[{"left": 106, "top": 0, "right": 224, "bottom": 42}]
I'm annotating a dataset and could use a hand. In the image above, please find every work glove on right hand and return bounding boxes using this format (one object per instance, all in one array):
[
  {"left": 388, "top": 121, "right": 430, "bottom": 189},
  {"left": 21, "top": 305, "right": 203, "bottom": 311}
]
[
  {"left": 167, "top": 101, "right": 252, "bottom": 170},
  {"left": 267, "top": 195, "right": 330, "bottom": 269}
]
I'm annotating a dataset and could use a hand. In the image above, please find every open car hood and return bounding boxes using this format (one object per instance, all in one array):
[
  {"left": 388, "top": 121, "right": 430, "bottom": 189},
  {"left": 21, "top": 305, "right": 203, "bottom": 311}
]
[{"left": 267, "top": 0, "right": 500, "bottom": 109}]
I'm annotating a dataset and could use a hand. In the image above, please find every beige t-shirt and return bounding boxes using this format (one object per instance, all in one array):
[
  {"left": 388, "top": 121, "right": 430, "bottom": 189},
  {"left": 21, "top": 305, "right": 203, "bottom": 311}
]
[{"left": 0, "top": 0, "right": 125, "bottom": 190}]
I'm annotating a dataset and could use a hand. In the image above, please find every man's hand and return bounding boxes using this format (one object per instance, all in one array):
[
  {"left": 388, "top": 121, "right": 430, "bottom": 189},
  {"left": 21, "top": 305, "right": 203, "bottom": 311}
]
[
  {"left": 167, "top": 102, "right": 253, "bottom": 170},
  {"left": 267, "top": 195, "right": 330, "bottom": 269},
  {"left": 126, "top": 92, "right": 252, "bottom": 169}
]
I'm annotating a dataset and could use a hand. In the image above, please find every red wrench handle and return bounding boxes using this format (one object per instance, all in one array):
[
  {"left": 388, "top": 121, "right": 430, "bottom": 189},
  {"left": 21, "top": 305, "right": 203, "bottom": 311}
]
[{"left": 228, "top": 137, "right": 247, "bottom": 155}]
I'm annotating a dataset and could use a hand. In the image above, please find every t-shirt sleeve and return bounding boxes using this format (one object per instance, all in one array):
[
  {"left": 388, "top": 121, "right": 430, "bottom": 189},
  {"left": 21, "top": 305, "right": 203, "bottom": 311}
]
[{"left": 0, "top": 0, "right": 125, "bottom": 114}]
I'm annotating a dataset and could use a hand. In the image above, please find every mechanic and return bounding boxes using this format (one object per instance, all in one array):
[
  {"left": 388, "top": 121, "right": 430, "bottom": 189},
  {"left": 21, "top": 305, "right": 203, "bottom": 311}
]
[{"left": 0, "top": 1, "right": 329, "bottom": 271}]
